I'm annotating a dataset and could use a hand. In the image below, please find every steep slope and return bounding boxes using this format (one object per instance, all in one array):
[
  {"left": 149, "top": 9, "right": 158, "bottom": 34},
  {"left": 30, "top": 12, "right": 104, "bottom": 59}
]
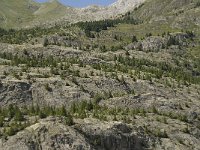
[
  {"left": 0, "top": 0, "right": 39, "bottom": 28},
  {"left": 0, "top": 0, "right": 71, "bottom": 28},
  {"left": 31, "top": 0, "right": 76, "bottom": 27},
  {"left": 131, "top": 0, "right": 200, "bottom": 31}
]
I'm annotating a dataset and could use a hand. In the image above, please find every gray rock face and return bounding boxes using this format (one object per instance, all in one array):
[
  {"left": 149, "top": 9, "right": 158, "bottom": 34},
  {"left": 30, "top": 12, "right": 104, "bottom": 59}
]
[
  {"left": 0, "top": 80, "right": 32, "bottom": 106},
  {"left": 78, "top": 122, "right": 146, "bottom": 150},
  {"left": 126, "top": 36, "right": 166, "bottom": 52},
  {"left": 79, "top": 0, "right": 146, "bottom": 21},
  {"left": 31, "top": 78, "right": 90, "bottom": 107},
  {"left": 125, "top": 33, "right": 191, "bottom": 52},
  {"left": 0, "top": 122, "right": 92, "bottom": 149},
  {"left": 0, "top": 118, "right": 148, "bottom": 150}
]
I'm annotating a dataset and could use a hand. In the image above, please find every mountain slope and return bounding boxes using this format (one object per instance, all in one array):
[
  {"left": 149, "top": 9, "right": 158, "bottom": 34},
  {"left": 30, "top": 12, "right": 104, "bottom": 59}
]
[
  {"left": 131, "top": 0, "right": 200, "bottom": 30},
  {"left": 0, "top": 0, "right": 145, "bottom": 28},
  {"left": 0, "top": 0, "right": 200, "bottom": 149},
  {"left": 0, "top": 0, "right": 39, "bottom": 28},
  {"left": 0, "top": 0, "right": 71, "bottom": 28}
]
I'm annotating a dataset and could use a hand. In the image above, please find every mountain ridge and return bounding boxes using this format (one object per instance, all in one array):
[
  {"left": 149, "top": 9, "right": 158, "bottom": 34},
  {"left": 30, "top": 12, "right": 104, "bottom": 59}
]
[{"left": 0, "top": 0, "right": 145, "bottom": 29}]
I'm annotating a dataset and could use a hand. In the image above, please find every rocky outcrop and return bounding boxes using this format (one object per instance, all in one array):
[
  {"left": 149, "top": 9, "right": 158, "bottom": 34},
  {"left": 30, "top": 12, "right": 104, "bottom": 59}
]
[
  {"left": 76, "top": 120, "right": 147, "bottom": 150},
  {"left": 125, "top": 32, "right": 192, "bottom": 52},
  {"left": 0, "top": 118, "right": 149, "bottom": 150},
  {"left": 78, "top": 0, "right": 146, "bottom": 21},
  {"left": 0, "top": 80, "right": 32, "bottom": 106},
  {"left": 1, "top": 116, "right": 199, "bottom": 150},
  {"left": 126, "top": 36, "right": 166, "bottom": 52},
  {"left": 0, "top": 118, "right": 92, "bottom": 150}
]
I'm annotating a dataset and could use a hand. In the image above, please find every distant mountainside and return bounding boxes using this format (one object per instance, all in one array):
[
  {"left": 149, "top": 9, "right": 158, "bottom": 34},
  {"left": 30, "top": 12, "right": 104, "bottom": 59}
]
[
  {"left": 131, "top": 0, "right": 200, "bottom": 29},
  {"left": 0, "top": 0, "right": 145, "bottom": 28}
]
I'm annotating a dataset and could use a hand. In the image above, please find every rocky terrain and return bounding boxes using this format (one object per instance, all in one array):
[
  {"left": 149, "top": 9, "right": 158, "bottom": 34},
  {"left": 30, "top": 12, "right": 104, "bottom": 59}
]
[
  {"left": 0, "top": 117, "right": 149, "bottom": 150},
  {"left": 0, "top": 0, "right": 200, "bottom": 149}
]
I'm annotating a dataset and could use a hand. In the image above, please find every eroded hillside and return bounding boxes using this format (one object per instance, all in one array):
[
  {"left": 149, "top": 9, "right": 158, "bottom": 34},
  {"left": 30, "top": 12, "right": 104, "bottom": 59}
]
[{"left": 0, "top": 0, "right": 200, "bottom": 149}]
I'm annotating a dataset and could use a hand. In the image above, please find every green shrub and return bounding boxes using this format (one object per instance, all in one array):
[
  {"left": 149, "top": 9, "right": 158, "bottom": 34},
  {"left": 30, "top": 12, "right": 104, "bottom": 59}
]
[
  {"left": 39, "top": 111, "right": 47, "bottom": 119},
  {"left": 64, "top": 115, "right": 74, "bottom": 126},
  {"left": 5, "top": 127, "right": 16, "bottom": 136},
  {"left": 0, "top": 116, "right": 4, "bottom": 127},
  {"left": 44, "top": 83, "right": 52, "bottom": 92},
  {"left": 14, "top": 110, "right": 24, "bottom": 121}
]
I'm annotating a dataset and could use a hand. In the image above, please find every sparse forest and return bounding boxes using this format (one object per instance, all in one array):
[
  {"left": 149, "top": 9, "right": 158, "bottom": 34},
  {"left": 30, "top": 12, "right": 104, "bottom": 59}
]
[{"left": 0, "top": 0, "right": 200, "bottom": 149}]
